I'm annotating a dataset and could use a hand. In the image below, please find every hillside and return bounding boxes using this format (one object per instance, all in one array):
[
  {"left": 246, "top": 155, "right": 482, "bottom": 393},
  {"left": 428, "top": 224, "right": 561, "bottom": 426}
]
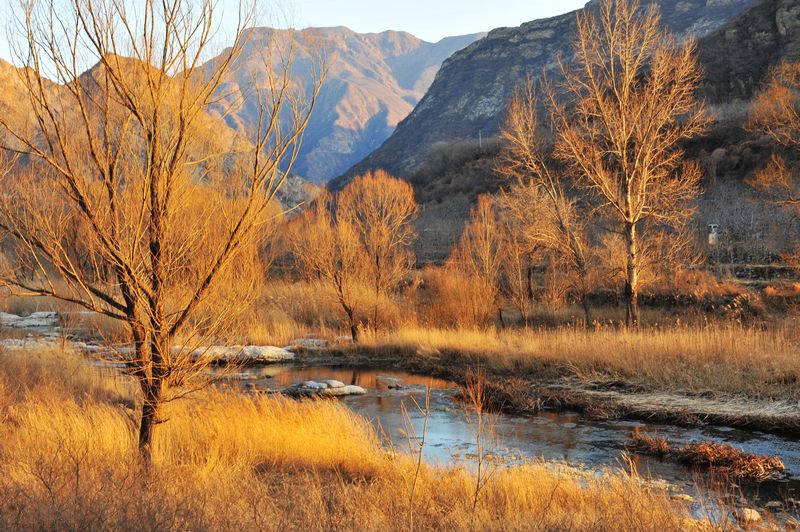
[
  {"left": 204, "top": 27, "right": 484, "bottom": 183},
  {"left": 333, "top": 0, "right": 755, "bottom": 188},
  {"left": 0, "top": 56, "right": 319, "bottom": 210},
  {"left": 699, "top": 0, "right": 800, "bottom": 101}
]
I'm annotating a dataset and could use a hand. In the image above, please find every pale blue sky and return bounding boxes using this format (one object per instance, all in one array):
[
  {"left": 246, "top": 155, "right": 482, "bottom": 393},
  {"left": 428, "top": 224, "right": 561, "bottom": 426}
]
[
  {"left": 0, "top": 1, "right": 588, "bottom": 63},
  {"left": 275, "top": 0, "right": 588, "bottom": 41}
]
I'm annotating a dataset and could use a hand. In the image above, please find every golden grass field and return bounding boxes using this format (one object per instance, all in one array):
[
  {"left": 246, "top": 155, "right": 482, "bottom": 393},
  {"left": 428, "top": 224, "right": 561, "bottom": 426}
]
[
  {"left": 4, "top": 279, "right": 798, "bottom": 402},
  {"left": 0, "top": 345, "right": 736, "bottom": 531},
  {"left": 356, "top": 323, "right": 800, "bottom": 400}
]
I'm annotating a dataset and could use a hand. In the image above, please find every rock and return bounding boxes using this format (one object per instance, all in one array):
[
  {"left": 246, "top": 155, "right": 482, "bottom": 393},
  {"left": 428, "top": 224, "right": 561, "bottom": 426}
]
[
  {"left": 737, "top": 508, "right": 761, "bottom": 524},
  {"left": 335, "top": 0, "right": 752, "bottom": 187},
  {"left": 302, "top": 381, "right": 328, "bottom": 390},
  {"left": 187, "top": 345, "right": 295, "bottom": 363},
  {"left": 322, "top": 385, "right": 368, "bottom": 397},
  {"left": 285, "top": 380, "right": 367, "bottom": 397}
]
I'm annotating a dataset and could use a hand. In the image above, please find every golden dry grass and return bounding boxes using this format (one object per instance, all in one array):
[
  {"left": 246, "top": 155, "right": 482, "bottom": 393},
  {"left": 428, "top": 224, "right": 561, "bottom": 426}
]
[
  {"left": 0, "top": 346, "right": 716, "bottom": 531},
  {"left": 360, "top": 323, "right": 800, "bottom": 399}
]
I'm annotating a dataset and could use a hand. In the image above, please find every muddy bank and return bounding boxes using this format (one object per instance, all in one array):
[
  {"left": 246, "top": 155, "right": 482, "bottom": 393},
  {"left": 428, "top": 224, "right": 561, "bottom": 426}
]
[{"left": 289, "top": 345, "right": 800, "bottom": 437}]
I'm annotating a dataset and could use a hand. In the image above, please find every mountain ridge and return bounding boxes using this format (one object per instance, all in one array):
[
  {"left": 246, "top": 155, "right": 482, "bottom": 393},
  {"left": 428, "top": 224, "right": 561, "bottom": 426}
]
[
  {"left": 332, "top": 0, "right": 756, "bottom": 189},
  {"left": 202, "top": 26, "right": 485, "bottom": 183}
]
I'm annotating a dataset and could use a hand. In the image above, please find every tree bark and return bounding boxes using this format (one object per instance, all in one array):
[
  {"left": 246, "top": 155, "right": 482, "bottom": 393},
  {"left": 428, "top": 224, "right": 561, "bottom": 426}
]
[
  {"left": 526, "top": 266, "right": 535, "bottom": 300},
  {"left": 581, "top": 292, "right": 593, "bottom": 330},
  {"left": 344, "top": 305, "right": 360, "bottom": 343},
  {"left": 497, "top": 307, "right": 506, "bottom": 330},
  {"left": 625, "top": 221, "right": 640, "bottom": 328},
  {"left": 137, "top": 378, "right": 162, "bottom": 463}
]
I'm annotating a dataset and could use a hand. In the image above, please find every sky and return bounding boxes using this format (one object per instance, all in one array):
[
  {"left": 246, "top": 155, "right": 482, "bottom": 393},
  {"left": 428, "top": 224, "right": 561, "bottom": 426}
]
[
  {"left": 0, "top": 0, "right": 588, "bottom": 63},
  {"left": 270, "top": 0, "right": 588, "bottom": 42}
]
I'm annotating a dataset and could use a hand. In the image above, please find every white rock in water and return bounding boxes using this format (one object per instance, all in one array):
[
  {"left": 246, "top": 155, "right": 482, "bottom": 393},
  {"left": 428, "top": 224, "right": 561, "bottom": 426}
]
[
  {"left": 302, "top": 381, "right": 328, "bottom": 389},
  {"left": 286, "top": 380, "right": 366, "bottom": 397},
  {"left": 321, "top": 385, "right": 366, "bottom": 396},
  {"left": 737, "top": 508, "right": 761, "bottom": 524},
  {"left": 0, "top": 311, "right": 59, "bottom": 329}
]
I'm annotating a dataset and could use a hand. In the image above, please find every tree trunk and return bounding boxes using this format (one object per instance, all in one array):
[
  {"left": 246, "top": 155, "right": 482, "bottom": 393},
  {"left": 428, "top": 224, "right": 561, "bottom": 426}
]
[
  {"left": 497, "top": 307, "right": 506, "bottom": 330},
  {"left": 372, "top": 286, "right": 380, "bottom": 335},
  {"left": 344, "top": 305, "right": 360, "bottom": 343},
  {"left": 581, "top": 293, "right": 593, "bottom": 330},
  {"left": 576, "top": 258, "right": 593, "bottom": 330},
  {"left": 138, "top": 378, "right": 162, "bottom": 463},
  {"left": 625, "top": 222, "right": 640, "bottom": 328},
  {"left": 137, "top": 333, "right": 166, "bottom": 464},
  {"left": 526, "top": 266, "right": 535, "bottom": 300}
]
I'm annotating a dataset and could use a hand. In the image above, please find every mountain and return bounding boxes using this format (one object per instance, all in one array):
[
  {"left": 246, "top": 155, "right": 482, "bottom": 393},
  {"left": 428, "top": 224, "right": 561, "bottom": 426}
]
[
  {"left": 204, "top": 27, "right": 485, "bottom": 183},
  {"left": 699, "top": 0, "right": 800, "bottom": 102},
  {"left": 333, "top": 0, "right": 756, "bottom": 188},
  {"left": 0, "top": 56, "right": 318, "bottom": 210}
]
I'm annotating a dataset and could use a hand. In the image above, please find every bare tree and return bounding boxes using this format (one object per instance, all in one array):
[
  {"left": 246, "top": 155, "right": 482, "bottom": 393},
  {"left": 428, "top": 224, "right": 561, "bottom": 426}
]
[
  {"left": 748, "top": 62, "right": 800, "bottom": 260},
  {"left": 452, "top": 195, "right": 506, "bottom": 327},
  {"left": 292, "top": 192, "right": 366, "bottom": 341},
  {"left": 499, "top": 219, "right": 534, "bottom": 327},
  {"left": 0, "top": 0, "right": 324, "bottom": 460},
  {"left": 338, "top": 170, "right": 418, "bottom": 332},
  {"left": 550, "top": 0, "right": 706, "bottom": 327},
  {"left": 498, "top": 78, "right": 596, "bottom": 328}
]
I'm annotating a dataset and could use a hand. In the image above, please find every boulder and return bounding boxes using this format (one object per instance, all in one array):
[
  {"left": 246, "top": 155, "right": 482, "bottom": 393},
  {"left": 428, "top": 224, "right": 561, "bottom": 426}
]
[{"left": 285, "top": 380, "right": 367, "bottom": 397}]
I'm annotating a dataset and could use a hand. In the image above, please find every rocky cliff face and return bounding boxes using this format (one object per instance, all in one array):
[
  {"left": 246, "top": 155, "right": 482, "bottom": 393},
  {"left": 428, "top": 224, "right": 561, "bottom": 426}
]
[
  {"left": 699, "top": 0, "right": 800, "bottom": 101},
  {"left": 333, "top": 0, "right": 755, "bottom": 187},
  {"left": 204, "top": 27, "right": 484, "bottom": 183}
]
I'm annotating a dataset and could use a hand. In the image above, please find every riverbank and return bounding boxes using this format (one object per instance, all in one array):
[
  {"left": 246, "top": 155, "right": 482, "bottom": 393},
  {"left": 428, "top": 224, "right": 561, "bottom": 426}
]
[
  {"left": 0, "top": 345, "right": 720, "bottom": 531},
  {"left": 287, "top": 324, "right": 800, "bottom": 436}
]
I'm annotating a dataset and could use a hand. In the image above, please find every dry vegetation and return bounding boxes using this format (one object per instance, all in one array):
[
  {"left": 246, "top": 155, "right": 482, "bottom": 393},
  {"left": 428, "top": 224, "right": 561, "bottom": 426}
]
[
  {"left": 0, "top": 347, "right": 716, "bottom": 531},
  {"left": 627, "top": 429, "right": 785, "bottom": 482},
  {"left": 0, "top": 0, "right": 797, "bottom": 528},
  {"left": 354, "top": 323, "right": 800, "bottom": 401},
  {"left": 207, "top": 272, "right": 800, "bottom": 402}
]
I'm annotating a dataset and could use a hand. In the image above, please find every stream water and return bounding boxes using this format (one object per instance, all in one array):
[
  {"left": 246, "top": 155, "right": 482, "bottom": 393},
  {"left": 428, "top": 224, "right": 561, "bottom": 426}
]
[{"left": 236, "top": 364, "right": 800, "bottom": 519}]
